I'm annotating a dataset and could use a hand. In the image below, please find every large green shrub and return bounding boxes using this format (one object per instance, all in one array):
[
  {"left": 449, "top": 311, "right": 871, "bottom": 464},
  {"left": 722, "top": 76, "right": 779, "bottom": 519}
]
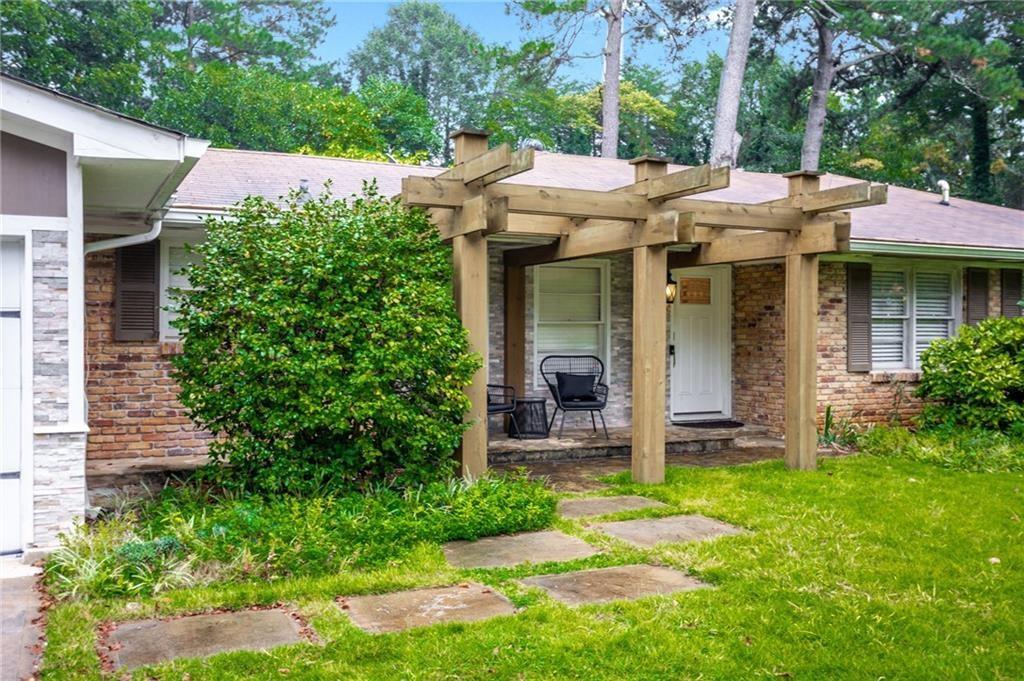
[
  {"left": 915, "top": 316, "right": 1024, "bottom": 430},
  {"left": 171, "top": 185, "right": 480, "bottom": 494}
]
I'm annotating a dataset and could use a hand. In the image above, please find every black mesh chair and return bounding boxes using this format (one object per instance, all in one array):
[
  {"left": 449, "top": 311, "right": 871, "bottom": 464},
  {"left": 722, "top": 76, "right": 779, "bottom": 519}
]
[
  {"left": 487, "top": 384, "right": 520, "bottom": 438},
  {"left": 539, "top": 355, "right": 609, "bottom": 438}
]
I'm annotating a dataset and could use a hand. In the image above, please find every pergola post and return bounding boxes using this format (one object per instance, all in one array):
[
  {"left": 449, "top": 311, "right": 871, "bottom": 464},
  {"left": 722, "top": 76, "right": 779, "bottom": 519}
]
[
  {"left": 503, "top": 264, "right": 526, "bottom": 400},
  {"left": 783, "top": 170, "right": 821, "bottom": 470},
  {"left": 451, "top": 129, "right": 491, "bottom": 477},
  {"left": 629, "top": 156, "right": 669, "bottom": 484}
]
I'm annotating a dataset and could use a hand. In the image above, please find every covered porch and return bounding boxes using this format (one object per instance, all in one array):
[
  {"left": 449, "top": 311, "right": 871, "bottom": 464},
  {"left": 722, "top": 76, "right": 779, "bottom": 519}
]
[{"left": 402, "top": 128, "right": 886, "bottom": 484}]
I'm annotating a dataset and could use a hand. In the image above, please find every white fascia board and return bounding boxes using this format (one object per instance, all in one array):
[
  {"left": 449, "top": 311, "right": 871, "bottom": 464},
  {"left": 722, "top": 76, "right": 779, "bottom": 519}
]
[
  {"left": 1, "top": 78, "right": 190, "bottom": 162},
  {"left": 850, "top": 239, "right": 1024, "bottom": 262}
]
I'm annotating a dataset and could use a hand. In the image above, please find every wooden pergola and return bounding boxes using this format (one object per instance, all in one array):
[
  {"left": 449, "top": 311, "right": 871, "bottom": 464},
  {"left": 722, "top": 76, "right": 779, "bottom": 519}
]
[{"left": 402, "top": 129, "right": 887, "bottom": 483}]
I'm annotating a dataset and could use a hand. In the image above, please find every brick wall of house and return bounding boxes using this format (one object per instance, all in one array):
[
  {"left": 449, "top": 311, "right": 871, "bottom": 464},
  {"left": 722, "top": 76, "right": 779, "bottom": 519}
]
[{"left": 84, "top": 245, "right": 212, "bottom": 464}]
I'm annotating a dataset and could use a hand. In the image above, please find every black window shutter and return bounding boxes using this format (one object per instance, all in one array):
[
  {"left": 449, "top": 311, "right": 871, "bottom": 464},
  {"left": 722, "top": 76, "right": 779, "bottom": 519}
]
[
  {"left": 966, "top": 268, "right": 989, "bottom": 325},
  {"left": 1002, "top": 269, "right": 1022, "bottom": 318},
  {"left": 115, "top": 241, "right": 160, "bottom": 341},
  {"left": 847, "top": 262, "right": 872, "bottom": 372}
]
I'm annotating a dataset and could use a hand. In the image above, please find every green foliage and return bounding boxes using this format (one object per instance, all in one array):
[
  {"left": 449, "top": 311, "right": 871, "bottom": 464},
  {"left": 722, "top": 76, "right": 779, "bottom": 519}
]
[
  {"left": 915, "top": 317, "right": 1024, "bottom": 430},
  {"left": 146, "top": 63, "right": 436, "bottom": 161},
  {"left": 0, "top": 0, "right": 157, "bottom": 115},
  {"left": 170, "top": 186, "right": 479, "bottom": 494},
  {"left": 45, "top": 474, "right": 556, "bottom": 600},
  {"left": 346, "top": 0, "right": 495, "bottom": 162},
  {"left": 858, "top": 425, "right": 1024, "bottom": 473},
  {"left": 818, "top": 405, "right": 859, "bottom": 449},
  {"left": 355, "top": 76, "right": 442, "bottom": 162}
]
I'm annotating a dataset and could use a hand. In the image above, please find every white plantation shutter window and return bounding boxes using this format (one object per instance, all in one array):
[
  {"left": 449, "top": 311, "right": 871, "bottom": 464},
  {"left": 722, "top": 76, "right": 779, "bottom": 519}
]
[
  {"left": 871, "top": 270, "right": 908, "bottom": 368},
  {"left": 869, "top": 265, "right": 958, "bottom": 370},
  {"left": 534, "top": 262, "right": 608, "bottom": 382},
  {"left": 161, "top": 241, "right": 202, "bottom": 339},
  {"left": 913, "top": 271, "right": 954, "bottom": 363}
]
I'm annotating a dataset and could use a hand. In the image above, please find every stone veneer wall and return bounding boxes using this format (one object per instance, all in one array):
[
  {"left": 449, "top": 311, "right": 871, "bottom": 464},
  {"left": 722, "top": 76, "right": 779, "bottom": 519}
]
[
  {"left": 32, "top": 230, "right": 86, "bottom": 546},
  {"left": 84, "top": 244, "right": 213, "bottom": 465}
]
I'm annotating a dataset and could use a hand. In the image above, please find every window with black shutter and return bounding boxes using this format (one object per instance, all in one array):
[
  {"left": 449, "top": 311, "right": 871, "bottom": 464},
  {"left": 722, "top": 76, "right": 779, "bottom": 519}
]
[
  {"left": 846, "top": 262, "right": 872, "bottom": 372},
  {"left": 965, "top": 268, "right": 989, "bottom": 325},
  {"left": 1001, "top": 269, "right": 1022, "bottom": 318},
  {"left": 115, "top": 241, "right": 160, "bottom": 341}
]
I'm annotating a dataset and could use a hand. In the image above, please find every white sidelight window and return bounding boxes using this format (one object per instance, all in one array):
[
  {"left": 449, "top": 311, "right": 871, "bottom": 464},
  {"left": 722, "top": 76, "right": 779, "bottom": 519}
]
[
  {"left": 871, "top": 265, "right": 959, "bottom": 370},
  {"left": 533, "top": 260, "right": 609, "bottom": 385},
  {"left": 159, "top": 237, "right": 202, "bottom": 340}
]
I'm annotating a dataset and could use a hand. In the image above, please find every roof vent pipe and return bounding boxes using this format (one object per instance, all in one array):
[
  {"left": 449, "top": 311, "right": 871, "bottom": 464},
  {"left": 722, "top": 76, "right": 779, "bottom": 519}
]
[{"left": 937, "top": 179, "right": 950, "bottom": 206}]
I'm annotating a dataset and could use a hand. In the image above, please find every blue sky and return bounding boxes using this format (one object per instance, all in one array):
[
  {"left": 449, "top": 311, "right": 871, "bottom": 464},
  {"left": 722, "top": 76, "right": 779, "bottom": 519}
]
[{"left": 316, "top": 1, "right": 729, "bottom": 83}]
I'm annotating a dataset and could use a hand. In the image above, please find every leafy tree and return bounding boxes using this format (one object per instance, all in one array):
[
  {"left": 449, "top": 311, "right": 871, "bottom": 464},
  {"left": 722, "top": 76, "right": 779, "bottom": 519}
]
[
  {"left": 148, "top": 0, "right": 339, "bottom": 83},
  {"left": 172, "top": 186, "right": 480, "bottom": 494},
  {"left": 0, "top": 0, "right": 157, "bottom": 114},
  {"left": 347, "top": 1, "right": 495, "bottom": 163},
  {"left": 355, "top": 77, "right": 442, "bottom": 162},
  {"left": 146, "top": 63, "right": 399, "bottom": 159}
]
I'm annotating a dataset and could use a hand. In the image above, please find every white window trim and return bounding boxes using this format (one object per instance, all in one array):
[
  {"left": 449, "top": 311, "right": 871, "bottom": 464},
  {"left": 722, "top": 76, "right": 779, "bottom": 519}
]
[
  {"left": 871, "top": 261, "right": 963, "bottom": 371},
  {"left": 532, "top": 259, "right": 611, "bottom": 391},
  {"left": 159, "top": 235, "right": 202, "bottom": 341}
]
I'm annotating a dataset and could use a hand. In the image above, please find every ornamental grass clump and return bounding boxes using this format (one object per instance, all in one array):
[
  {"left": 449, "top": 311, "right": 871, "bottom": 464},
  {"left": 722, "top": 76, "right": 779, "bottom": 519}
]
[{"left": 170, "top": 184, "right": 480, "bottom": 494}]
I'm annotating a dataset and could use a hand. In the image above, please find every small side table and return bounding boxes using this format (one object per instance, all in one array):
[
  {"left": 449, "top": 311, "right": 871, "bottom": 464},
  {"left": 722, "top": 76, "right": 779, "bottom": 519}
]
[{"left": 509, "top": 397, "right": 549, "bottom": 439}]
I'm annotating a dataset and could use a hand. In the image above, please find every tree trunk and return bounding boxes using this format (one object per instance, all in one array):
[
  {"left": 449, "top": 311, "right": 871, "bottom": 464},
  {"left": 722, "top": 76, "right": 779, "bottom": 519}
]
[
  {"left": 709, "top": 0, "right": 756, "bottom": 168},
  {"left": 600, "top": 0, "right": 624, "bottom": 158},
  {"left": 801, "top": 19, "right": 836, "bottom": 172},
  {"left": 970, "top": 95, "right": 992, "bottom": 202}
]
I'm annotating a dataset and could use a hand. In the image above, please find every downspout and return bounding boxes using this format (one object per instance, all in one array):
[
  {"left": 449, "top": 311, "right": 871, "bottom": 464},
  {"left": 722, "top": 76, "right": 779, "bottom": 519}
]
[{"left": 84, "top": 214, "right": 163, "bottom": 254}]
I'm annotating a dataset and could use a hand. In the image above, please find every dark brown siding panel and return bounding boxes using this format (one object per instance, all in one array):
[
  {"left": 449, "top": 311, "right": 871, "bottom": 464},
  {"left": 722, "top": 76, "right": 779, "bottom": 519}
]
[
  {"left": 847, "top": 263, "right": 872, "bottom": 372},
  {"left": 1002, "top": 269, "right": 1022, "bottom": 318},
  {"left": 0, "top": 132, "right": 68, "bottom": 217},
  {"left": 966, "top": 268, "right": 989, "bottom": 324},
  {"left": 115, "top": 242, "right": 160, "bottom": 341}
]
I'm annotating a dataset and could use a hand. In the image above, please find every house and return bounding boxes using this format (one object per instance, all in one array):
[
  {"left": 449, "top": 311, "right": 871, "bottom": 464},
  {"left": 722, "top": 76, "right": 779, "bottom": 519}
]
[
  {"left": 0, "top": 75, "right": 208, "bottom": 556},
  {"left": 3, "top": 74, "right": 1022, "bottom": 556}
]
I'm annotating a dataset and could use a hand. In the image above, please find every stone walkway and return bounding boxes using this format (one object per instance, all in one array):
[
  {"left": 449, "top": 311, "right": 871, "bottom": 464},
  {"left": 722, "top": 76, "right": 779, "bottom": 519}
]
[
  {"left": 557, "top": 495, "right": 669, "bottom": 518},
  {"left": 106, "top": 608, "right": 306, "bottom": 671},
  {"left": 104, "top": 497, "right": 747, "bottom": 667},
  {"left": 340, "top": 583, "right": 515, "bottom": 633},
  {"left": 520, "top": 565, "right": 708, "bottom": 605},
  {"left": 594, "top": 515, "right": 746, "bottom": 547},
  {"left": 443, "top": 530, "right": 600, "bottom": 568}
]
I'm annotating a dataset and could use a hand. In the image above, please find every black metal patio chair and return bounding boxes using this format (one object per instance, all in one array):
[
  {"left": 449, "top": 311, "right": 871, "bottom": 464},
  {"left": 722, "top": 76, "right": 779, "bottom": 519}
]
[
  {"left": 539, "top": 355, "right": 609, "bottom": 439},
  {"left": 486, "top": 383, "right": 521, "bottom": 438}
]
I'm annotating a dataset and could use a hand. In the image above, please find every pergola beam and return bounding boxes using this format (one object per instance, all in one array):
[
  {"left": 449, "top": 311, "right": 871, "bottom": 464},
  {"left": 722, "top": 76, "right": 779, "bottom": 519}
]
[
  {"left": 763, "top": 181, "right": 887, "bottom": 213},
  {"left": 617, "top": 163, "right": 730, "bottom": 201},
  {"left": 668, "top": 219, "right": 849, "bottom": 267},
  {"left": 437, "top": 196, "right": 509, "bottom": 240},
  {"left": 666, "top": 198, "right": 804, "bottom": 231},
  {"left": 505, "top": 211, "right": 686, "bottom": 267},
  {"left": 404, "top": 176, "right": 651, "bottom": 221}
]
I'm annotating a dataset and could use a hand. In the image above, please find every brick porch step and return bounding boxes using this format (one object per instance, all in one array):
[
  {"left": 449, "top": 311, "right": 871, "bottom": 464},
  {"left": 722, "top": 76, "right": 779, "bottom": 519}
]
[{"left": 488, "top": 424, "right": 769, "bottom": 465}]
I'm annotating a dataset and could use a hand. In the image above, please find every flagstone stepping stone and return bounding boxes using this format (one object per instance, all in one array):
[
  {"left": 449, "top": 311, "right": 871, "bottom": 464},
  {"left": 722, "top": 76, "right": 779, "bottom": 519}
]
[
  {"left": 519, "top": 564, "right": 708, "bottom": 605},
  {"left": 443, "top": 530, "right": 600, "bottom": 568},
  {"left": 593, "top": 514, "right": 744, "bottom": 548},
  {"left": 557, "top": 495, "right": 670, "bottom": 518},
  {"left": 107, "top": 609, "right": 304, "bottom": 670},
  {"left": 339, "top": 583, "right": 515, "bottom": 633}
]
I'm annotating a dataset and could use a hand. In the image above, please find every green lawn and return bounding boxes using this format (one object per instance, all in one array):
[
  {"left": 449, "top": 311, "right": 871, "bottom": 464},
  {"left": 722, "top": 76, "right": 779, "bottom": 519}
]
[{"left": 43, "top": 455, "right": 1024, "bottom": 679}]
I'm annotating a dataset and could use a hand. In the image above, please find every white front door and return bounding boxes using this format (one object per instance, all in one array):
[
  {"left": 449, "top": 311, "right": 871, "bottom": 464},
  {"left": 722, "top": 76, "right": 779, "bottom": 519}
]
[
  {"left": 670, "top": 265, "right": 731, "bottom": 420},
  {"left": 1, "top": 237, "right": 24, "bottom": 554}
]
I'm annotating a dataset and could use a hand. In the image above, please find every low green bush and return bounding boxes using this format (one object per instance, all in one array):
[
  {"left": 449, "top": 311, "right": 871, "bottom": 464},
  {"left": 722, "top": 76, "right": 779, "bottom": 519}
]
[
  {"left": 916, "top": 317, "right": 1024, "bottom": 430},
  {"left": 45, "top": 473, "right": 555, "bottom": 600},
  {"left": 859, "top": 425, "right": 1024, "bottom": 473}
]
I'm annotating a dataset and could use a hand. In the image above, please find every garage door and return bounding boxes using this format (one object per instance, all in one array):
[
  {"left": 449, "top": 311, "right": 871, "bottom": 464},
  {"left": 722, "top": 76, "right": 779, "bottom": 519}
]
[{"left": 1, "top": 237, "right": 24, "bottom": 554}]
